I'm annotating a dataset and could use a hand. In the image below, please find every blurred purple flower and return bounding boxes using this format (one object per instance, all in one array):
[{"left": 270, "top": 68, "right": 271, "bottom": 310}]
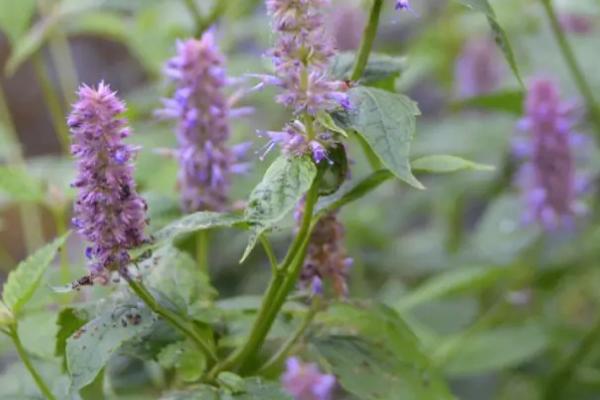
[
  {"left": 69, "top": 82, "right": 148, "bottom": 278},
  {"left": 282, "top": 357, "right": 336, "bottom": 400},
  {"left": 329, "top": 5, "right": 365, "bottom": 51},
  {"left": 157, "top": 33, "right": 249, "bottom": 212},
  {"left": 515, "top": 77, "right": 585, "bottom": 230},
  {"left": 395, "top": 0, "right": 411, "bottom": 10},
  {"left": 559, "top": 13, "right": 594, "bottom": 35},
  {"left": 454, "top": 38, "right": 505, "bottom": 98}
]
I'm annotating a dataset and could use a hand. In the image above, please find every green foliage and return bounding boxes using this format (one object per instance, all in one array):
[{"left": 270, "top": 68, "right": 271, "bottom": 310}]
[
  {"left": 162, "top": 378, "right": 293, "bottom": 399},
  {"left": 314, "top": 302, "right": 452, "bottom": 399},
  {"left": 157, "top": 339, "right": 206, "bottom": 382},
  {"left": 66, "top": 302, "right": 157, "bottom": 390},
  {"left": 0, "top": 0, "right": 37, "bottom": 44},
  {"left": 2, "top": 233, "right": 69, "bottom": 315},
  {"left": 412, "top": 155, "right": 494, "bottom": 174},
  {"left": 330, "top": 52, "right": 406, "bottom": 84},
  {"left": 0, "top": 166, "right": 44, "bottom": 203},
  {"left": 0, "top": 301, "right": 12, "bottom": 327},
  {"left": 154, "top": 212, "right": 246, "bottom": 243},
  {"left": 453, "top": 90, "right": 524, "bottom": 114},
  {"left": 55, "top": 307, "right": 90, "bottom": 364},
  {"left": 242, "top": 156, "right": 317, "bottom": 262},
  {"left": 333, "top": 86, "right": 424, "bottom": 189}
]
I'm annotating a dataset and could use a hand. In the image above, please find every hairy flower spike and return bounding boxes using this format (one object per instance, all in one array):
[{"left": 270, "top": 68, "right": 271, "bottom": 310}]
[
  {"left": 259, "top": 0, "right": 349, "bottom": 163},
  {"left": 515, "top": 77, "right": 584, "bottom": 229},
  {"left": 69, "top": 82, "right": 148, "bottom": 277},
  {"left": 395, "top": 0, "right": 410, "bottom": 10},
  {"left": 158, "top": 33, "right": 249, "bottom": 212},
  {"left": 282, "top": 357, "right": 336, "bottom": 400},
  {"left": 454, "top": 38, "right": 504, "bottom": 98}
]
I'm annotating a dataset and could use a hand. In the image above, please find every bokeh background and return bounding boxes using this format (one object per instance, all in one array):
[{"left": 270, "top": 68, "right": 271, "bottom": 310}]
[{"left": 1, "top": 0, "right": 600, "bottom": 399}]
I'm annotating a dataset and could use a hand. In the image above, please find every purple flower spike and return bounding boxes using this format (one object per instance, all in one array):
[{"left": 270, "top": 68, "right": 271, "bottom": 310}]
[
  {"left": 454, "top": 38, "right": 504, "bottom": 98},
  {"left": 395, "top": 0, "right": 410, "bottom": 10},
  {"left": 515, "top": 77, "right": 585, "bottom": 230},
  {"left": 69, "top": 82, "right": 148, "bottom": 278},
  {"left": 158, "top": 32, "right": 248, "bottom": 212},
  {"left": 282, "top": 357, "right": 336, "bottom": 400}
]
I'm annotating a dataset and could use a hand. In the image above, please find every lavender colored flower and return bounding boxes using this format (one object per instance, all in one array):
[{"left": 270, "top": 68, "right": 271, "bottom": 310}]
[
  {"left": 295, "top": 201, "right": 352, "bottom": 297},
  {"left": 69, "top": 82, "right": 148, "bottom": 278},
  {"left": 395, "top": 0, "right": 410, "bottom": 10},
  {"left": 559, "top": 13, "right": 594, "bottom": 35},
  {"left": 454, "top": 38, "right": 505, "bottom": 98},
  {"left": 258, "top": 0, "right": 349, "bottom": 162},
  {"left": 515, "top": 77, "right": 584, "bottom": 229},
  {"left": 158, "top": 33, "right": 249, "bottom": 212},
  {"left": 282, "top": 357, "right": 336, "bottom": 400},
  {"left": 329, "top": 5, "right": 365, "bottom": 51}
]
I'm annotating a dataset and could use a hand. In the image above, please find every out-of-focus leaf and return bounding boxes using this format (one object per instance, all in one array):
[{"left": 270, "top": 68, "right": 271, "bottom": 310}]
[
  {"left": 67, "top": 11, "right": 129, "bottom": 41},
  {"left": 395, "top": 266, "right": 513, "bottom": 311},
  {"left": 441, "top": 322, "right": 549, "bottom": 376},
  {"left": 161, "top": 378, "right": 292, "bottom": 399},
  {"left": 0, "top": 300, "right": 14, "bottom": 327},
  {"left": 314, "top": 302, "right": 451, "bottom": 400},
  {"left": 412, "top": 155, "right": 494, "bottom": 174},
  {"left": 242, "top": 156, "right": 317, "bottom": 262},
  {"left": 0, "top": 166, "right": 44, "bottom": 202},
  {"left": 2, "top": 233, "right": 69, "bottom": 315},
  {"left": 456, "top": 0, "right": 524, "bottom": 87},
  {"left": 0, "top": 0, "right": 37, "bottom": 44},
  {"left": 66, "top": 302, "right": 157, "bottom": 390},
  {"left": 330, "top": 52, "right": 406, "bottom": 84},
  {"left": 55, "top": 307, "right": 90, "bottom": 364},
  {"left": 18, "top": 311, "right": 58, "bottom": 360},
  {"left": 332, "top": 86, "right": 424, "bottom": 189},
  {"left": 157, "top": 339, "right": 206, "bottom": 382},
  {"left": 454, "top": 90, "right": 524, "bottom": 114}
]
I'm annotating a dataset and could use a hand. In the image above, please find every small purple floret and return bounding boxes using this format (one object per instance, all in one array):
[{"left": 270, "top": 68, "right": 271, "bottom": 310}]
[
  {"left": 69, "top": 82, "right": 148, "bottom": 277},
  {"left": 282, "top": 357, "right": 336, "bottom": 400}
]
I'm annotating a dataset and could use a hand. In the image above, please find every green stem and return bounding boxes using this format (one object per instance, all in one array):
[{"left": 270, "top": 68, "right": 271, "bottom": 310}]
[
  {"left": 543, "top": 315, "right": 600, "bottom": 400},
  {"left": 8, "top": 324, "right": 57, "bottom": 400},
  {"left": 31, "top": 53, "right": 71, "bottom": 154},
  {"left": 541, "top": 0, "right": 600, "bottom": 133},
  {"left": 196, "top": 230, "right": 209, "bottom": 274},
  {"left": 0, "top": 85, "right": 44, "bottom": 253},
  {"left": 208, "top": 177, "right": 321, "bottom": 378},
  {"left": 123, "top": 274, "right": 217, "bottom": 363},
  {"left": 260, "top": 235, "right": 278, "bottom": 275},
  {"left": 257, "top": 298, "right": 321, "bottom": 374},
  {"left": 184, "top": 0, "right": 227, "bottom": 37},
  {"left": 350, "top": 0, "right": 384, "bottom": 81}
]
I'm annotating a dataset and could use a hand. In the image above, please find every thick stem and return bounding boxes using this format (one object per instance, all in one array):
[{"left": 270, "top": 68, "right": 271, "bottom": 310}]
[
  {"left": 541, "top": 0, "right": 600, "bottom": 134},
  {"left": 208, "top": 177, "right": 321, "bottom": 378},
  {"left": 350, "top": 0, "right": 384, "bottom": 81},
  {"left": 257, "top": 297, "right": 321, "bottom": 374},
  {"left": 260, "top": 235, "right": 278, "bottom": 275},
  {"left": 31, "top": 53, "right": 71, "bottom": 154},
  {"left": 543, "top": 315, "right": 600, "bottom": 400},
  {"left": 123, "top": 274, "right": 217, "bottom": 363},
  {"left": 8, "top": 325, "right": 57, "bottom": 400},
  {"left": 184, "top": 0, "right": 227, "bottom": 37}
]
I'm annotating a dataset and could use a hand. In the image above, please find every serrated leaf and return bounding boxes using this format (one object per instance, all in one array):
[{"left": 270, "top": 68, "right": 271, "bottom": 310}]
[
  {"left": 155, "top": 211, "right": 245, "bottom": 243},
  {"left": 0, "top": 0, "right": 37, "bottom": 44},
  {"left": 241, "top": 156, "right": 317, "bottom": 262},
  {"left": 2, "top": 233, "right": 69, "bottom": 315},
  {"left": 66, "top": 303, "right": 156, "bottom": 390},
  {"left": 456, "top": 0, "right": 523, "bottom": 87},
  {"left": 330, "top": 52, "right": 406, "bottom": 84},
  {"left": 161, "top": 378, "right": 292, "bottom": 400},
  {"left": 412, "top": 155, "right": 494, "bottom": 174},
  {"left": 315, "top": 303, "right": 451, "bottom": 400},
  {"left": 441, "top": 322, "right": 548, "bottom": 376},
  {"left": 217, "top": 372, "right": 246, "bottom": 394},
  {"left": 157, "top": 339, "right": 206, "bottom": 382},
  {"left": 395, "top": 266, "right": 512, "bottom": 311},
  {"left": 0, "top": 166, "right": 44, "bottom": 202},
  {"left": 332, "top": 86, "right": 424, "bottom": 189}
]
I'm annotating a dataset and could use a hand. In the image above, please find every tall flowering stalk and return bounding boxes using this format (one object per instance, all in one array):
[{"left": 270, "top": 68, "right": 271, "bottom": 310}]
[
  {"left": 282, "top": 357, "right": 336, "bottom": 400},
  {"left": 158, "top": 32, "right": 249, "bottom": 212},
  {"left": 257, "top": 0, "right": 349, "bottom": 162},
  {"left": 454, "top": 38, "right": 504, "bottom": 98},
  {"left": 514, "top": 77, "right": 584, "bottom": 229},
  {"left": 69, "top": 82, "right": 148, "bottom": 279}
]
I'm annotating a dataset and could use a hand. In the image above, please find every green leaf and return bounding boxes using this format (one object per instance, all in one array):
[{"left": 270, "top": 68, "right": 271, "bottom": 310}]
[
  {"left": 242, "top": 156, "right": 317, "bottom": 262},
  {"left": 2, "top": 233, "right": 69, "bottom": 315},
  {"left": 0, "top": 166, "right": 44, "bottom": 202},
  {"left": 395, "top": 266, "right": 512, "bottom": 311},
  {"left": 330, "top": 52, "right": 406, "bottom": 84},
  {"left": 453, "top": 90, "right": 524, "bottom": 114},
  {"left": 0, "top": 300, "right": 14, "bottom": 327},
  {"left": 217, "top": 372, "right": 246, "bottom": 394},
  {"left": 456, "top": 0, "right": 523, "bottom": 87},
  {"left": 442, "top": 322, "right": 549, "bottom": 376},
  {"left": 66, "top": 303, "right": 157, "bottom": 390},
  {"left": 332, "top": 86, "right": 424, "bottom": 189},
  {"left": 161, "top": 378, "right": 292, "bottom": 399},
  {"left": 55, "top": 307, "right": 90, "bottom": 364},
  {"left": 67, "top": 11, "right": 129, "bottom": 42},
  {"left": 157, "top": 339, "right": 206, "bottom": 382},
  {"left": 0, "top": 0, "right": 37, "bottom": 44},
  {"left": 316, "top": 111, "right": 348, "bottom": 138},
  {"left": 412, "top": 155, "right": 494, "bottom": 174},
  {"left": 155, "top": 211, "right": 246, "bottom": 243},
  {"left": 315, "top": 303, "right": 451, "bottom": 400}
]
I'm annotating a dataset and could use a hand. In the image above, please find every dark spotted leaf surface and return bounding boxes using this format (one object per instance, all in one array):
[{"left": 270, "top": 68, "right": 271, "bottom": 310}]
[
  {"left": 333, "top": 86, "right": 424, "bottom": 189},
  {"left": 66, "top": 303, "right": 156, "bottom": 390},
  {"left": 241, "top": 156, "right": 316, "bottom": 262}
]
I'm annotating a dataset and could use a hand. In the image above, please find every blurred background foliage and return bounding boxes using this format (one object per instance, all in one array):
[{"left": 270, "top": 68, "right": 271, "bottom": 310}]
[{"left": 1, "top": 0, "right": 600, "bottom": 399}]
